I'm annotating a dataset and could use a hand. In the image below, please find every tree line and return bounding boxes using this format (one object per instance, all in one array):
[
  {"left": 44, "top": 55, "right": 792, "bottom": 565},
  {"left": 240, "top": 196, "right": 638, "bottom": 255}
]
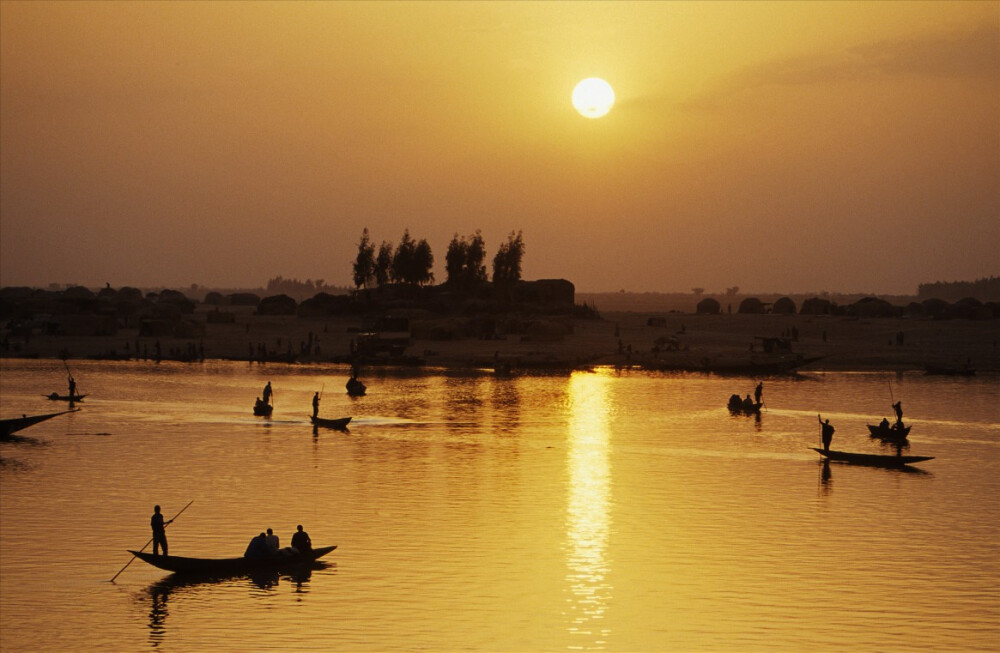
[
  {"left": 352, "top": 229, "right": 524, "bottom": 290},
  {"left": 917, "top": 276, "right": 1000, "bottom": 302}
]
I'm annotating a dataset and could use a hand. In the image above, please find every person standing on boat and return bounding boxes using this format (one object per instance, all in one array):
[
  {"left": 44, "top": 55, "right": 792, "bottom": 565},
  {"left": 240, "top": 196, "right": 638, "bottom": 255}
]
[
  {"left": 68, "top": 375, "right": 76, "bottom": 398},
  {"left": 291, "top": 524, "right": 311, "bottom": 553},
  {"left": 892, "top": 401, "right": 904, "bottom": 427},
  {"left": 262, "top": 382, "right": 272, "bottom": 406},
  {"left": 754, "top": 382, "right": 763, "bottom": 404},
  {"left": 818, "top": 414, "right": 835, "bottom": 452},
  {"left": 312, "top": 392, "right": 320, "bottom": 418},
  {"left": 151, "top": 505, "right": 172, "bottom": 556}
]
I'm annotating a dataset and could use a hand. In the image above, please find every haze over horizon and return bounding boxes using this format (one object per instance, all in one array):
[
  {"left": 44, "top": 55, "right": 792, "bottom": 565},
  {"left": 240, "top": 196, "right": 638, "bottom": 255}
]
[{"left": 1, "top": 2, "right": 997, "bottom": 295}]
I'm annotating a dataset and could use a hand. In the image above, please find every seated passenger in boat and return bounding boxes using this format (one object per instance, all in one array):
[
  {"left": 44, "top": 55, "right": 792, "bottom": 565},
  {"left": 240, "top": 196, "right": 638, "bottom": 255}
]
[
  {"left": 244, "top": 532, "right": 271, "bottom": 559},
  {"left": 742, "top": 395, "right": 755, "bottom": 411},
  {"left": 879, "top": 417, "right": 890, "bottom": 430},
  {"left": 291, "top": 524, "right": 312, "bottom": 553}
]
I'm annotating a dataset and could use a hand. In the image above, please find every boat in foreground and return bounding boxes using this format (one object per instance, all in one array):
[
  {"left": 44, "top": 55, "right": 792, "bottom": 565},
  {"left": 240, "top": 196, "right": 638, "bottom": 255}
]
[
  {"left": 811, "top": 447, "right": 933, "bottom": 467},
  {"left": 129, "top": 544, "right": 337, "bottom": 575},
  {"left": 1, "top": 409, "right": 76, "bottom": 438},
  {"left": 310, "top": 416, "right": 352, "bottom": 430}
]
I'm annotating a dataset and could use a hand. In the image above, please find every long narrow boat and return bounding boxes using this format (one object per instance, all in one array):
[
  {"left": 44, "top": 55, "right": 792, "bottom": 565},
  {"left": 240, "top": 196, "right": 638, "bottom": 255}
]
[
  {"left": 310, "top": 416, "right": 352, "bottom": 430},
  {"left": 1, "top": 409, "right": 76, "bottom": 438},
  {"left": 129, "top": 545, "right": 337, "bottom": 575},
  {"left": 811, "top": 448, "right": 933, "bottom": 467},
  {"left": 45, "top": 393, "right": 86, "bottom": 402},
  {"left": 867, "top": 423, "right": 911, "bottom": 439}
]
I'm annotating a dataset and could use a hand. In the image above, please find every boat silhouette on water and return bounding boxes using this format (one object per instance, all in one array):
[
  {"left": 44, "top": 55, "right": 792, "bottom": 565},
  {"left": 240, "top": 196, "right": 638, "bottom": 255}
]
[
  {"left": 1, "top": 409, "right": 77, "bottom": 438},
  {"left": 812, "top": 448, "right": 933, "bottom": 468},
  {"left": 129, "top": 545, "right": 337, "bottom": 575},
  {"left": 310, "top": 416, "right": 352, "bottom": 430}
]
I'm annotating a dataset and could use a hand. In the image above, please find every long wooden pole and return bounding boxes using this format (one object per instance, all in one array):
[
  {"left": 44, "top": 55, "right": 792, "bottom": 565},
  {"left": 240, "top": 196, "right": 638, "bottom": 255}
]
[{"left": 109, "top": 500, "right": 193, "bottom": 582}]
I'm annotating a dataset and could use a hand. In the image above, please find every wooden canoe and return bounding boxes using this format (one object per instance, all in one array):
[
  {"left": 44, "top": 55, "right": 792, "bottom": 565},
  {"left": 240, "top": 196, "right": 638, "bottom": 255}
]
[
  {"left": 812, "top": 448, "right": 933, "bottom": 467},
  {"left": 129, "top": 545, "right": 337, "bottom": 575},
  {"left": 310, "top": 416, "right": 352, "bottom": 430},
  {"left": 867, "top": 423, "right": 911, "bottom": 439},
  {"left": 253, "top": 402, "right": 273, "bottom": 416},
  {"left": 45, "top": 393, "right": 86, "bottom": 402},
  {"left": 1, "top": 409, "right": 76, "bottom": 438}
]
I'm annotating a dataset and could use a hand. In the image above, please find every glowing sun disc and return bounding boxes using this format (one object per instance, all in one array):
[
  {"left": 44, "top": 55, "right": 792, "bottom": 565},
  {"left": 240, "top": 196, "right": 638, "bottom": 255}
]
[{"left": 572, "top": 78, "right": 615, "bottom": 119}]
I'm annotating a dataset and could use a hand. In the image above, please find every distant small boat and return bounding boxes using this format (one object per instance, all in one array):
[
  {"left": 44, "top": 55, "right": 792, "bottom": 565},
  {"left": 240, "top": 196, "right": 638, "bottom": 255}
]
[
  {"left": 924, "top": 364, "right": 975, "bottom": 376},
  {"left": 727, "top": 395, "right": 762, "bottom": 415},
  {"left": 1, "top": 409, "right": 76, "bottom": 438},
  {"left": 867, "top": 423, "right": 911, "bottom": 439},
  {"left": 253, "top": 400, "right": 273, "bottom": 417},
  {"left": 811, "top": 448, "right": 933, "bottom": 467},
  {"left": 346, "top": 378, "right": 367, "bottom": 397},
  {"left": 310, "top": 416, "right": 352, "bottom": 430},
  {"left": 45, "top": 393, "right": 86, "bottom": 402},
  {"left": 129, "top": 545, "right": 337, "bottom": 575}
]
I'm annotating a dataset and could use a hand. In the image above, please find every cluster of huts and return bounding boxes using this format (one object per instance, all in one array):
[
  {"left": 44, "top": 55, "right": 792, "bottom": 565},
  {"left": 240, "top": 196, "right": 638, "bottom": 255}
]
[{"left": 695, "top": 295, "right": 999, "bottom": 320}]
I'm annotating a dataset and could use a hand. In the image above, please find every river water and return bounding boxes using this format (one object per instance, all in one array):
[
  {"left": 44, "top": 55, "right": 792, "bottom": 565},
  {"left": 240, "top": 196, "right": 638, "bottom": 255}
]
[{"left": 1, "top": 359, "right": 997, "bottom": 651}]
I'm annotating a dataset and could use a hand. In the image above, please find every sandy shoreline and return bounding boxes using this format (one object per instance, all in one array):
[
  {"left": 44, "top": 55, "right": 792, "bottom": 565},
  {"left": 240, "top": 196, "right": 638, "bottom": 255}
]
[{"left": 3, "top": 306, "right": 998, "bottom": 376}]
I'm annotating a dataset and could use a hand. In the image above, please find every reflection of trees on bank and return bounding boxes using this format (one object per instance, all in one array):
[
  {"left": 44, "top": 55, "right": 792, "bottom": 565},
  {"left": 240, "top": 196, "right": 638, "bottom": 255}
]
[{"left": 490, "top": 376, "right": 521, "bottom": 436}]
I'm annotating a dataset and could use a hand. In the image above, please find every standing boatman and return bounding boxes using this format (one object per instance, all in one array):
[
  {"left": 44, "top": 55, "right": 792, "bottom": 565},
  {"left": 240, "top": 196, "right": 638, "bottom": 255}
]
[
  {"left": 312, "top": 391, "right": 320, "bottom": 418},
  {"left": 892, "top": 401, "right": 904, "bottom": 427},
  {"left": 754, "top": 382, "right": 763, "bottom": 405},
  {"left": 151, "top": 505, "right": 173, "bottom": 556},
  {"left": 262, "top": 381, "right": 272, "bottom": 406},
  {"left": 818, "top": 414, "right": 835, "bottom": 452}
]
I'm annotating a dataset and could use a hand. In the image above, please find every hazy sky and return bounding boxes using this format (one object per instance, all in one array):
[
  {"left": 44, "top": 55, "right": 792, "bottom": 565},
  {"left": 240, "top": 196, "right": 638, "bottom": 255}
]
[{"left": 1, "top": 1, "right": 997, "bottom": 294}]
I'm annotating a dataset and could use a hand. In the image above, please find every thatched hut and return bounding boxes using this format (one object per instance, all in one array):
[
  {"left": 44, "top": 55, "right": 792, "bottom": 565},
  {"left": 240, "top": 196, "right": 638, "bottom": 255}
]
[
  {"left": 696, "top": 297, "right": 721, "bottom": 314},
  {"left": 772, "top": 297, "right": 796, "bottom": 314}
]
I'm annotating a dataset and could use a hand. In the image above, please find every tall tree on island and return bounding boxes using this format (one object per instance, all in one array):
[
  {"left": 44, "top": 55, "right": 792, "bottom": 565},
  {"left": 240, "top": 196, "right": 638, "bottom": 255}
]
[
  {"left": 492, "top": 230, "right": 524, "bottom": 286},
  {"left": 374, "top": 240, "right": 393, "bottom": 287},
  {"left": 353, "top": 228, "right": 376, "bottom": 289},
  {"left": 445, "top": 230, "right": 488, "bottom": 290},
  {"left": 412, "top": 238, "right": 435, "bottom": 286}
]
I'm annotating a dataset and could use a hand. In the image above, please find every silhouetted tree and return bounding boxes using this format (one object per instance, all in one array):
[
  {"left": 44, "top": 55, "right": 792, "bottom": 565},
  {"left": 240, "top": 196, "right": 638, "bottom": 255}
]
[
  {"left": 445, "top": 230, "right": 488, "bottom": 289},
  {"left": 353, "top": 228, "right": 376, "bottom": 289},
  {"left": 374, "top": 241, "right": 393, "bottom": 286},
  {"left": 392, "top": 230, "right": 417, "bottom": 284},
  {"left": 412, "top": 238, "right": 435, "bottom": 285},
  {"left": 492, "top": 230, "right": 524, "bottom": 285}
]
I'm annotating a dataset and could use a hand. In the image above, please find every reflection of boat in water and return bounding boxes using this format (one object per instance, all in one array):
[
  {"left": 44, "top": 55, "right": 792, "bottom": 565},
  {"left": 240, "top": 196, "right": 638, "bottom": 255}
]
[
  {"left": 1, "top": 409, "right": 76, "bottom": 438},
  {"left": 811, "top": 448, "right": 933, "bottom": 467},
  {"left": 867, "top": 423, "right": 911, "bottom": 439},
  {"left": 310, "top": 416, "right": 352, "bottom": 430},
  {"left": 130, "top": 545, "right": 337, "bottom": 575},
  {"left": 45, "top": 393, "right": 86, "bottom": 402}
]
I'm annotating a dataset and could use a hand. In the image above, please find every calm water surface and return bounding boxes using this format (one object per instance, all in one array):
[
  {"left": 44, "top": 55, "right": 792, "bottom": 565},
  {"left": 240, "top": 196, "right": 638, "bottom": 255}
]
[{"left": 1, "top": 359, "right": 998, "bottom": 651}]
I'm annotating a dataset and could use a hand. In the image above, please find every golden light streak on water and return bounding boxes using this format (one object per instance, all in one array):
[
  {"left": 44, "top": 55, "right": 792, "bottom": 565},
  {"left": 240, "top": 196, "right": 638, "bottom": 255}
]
[{"left": 565, "top": 371, "right": 613, "bottom": 648}]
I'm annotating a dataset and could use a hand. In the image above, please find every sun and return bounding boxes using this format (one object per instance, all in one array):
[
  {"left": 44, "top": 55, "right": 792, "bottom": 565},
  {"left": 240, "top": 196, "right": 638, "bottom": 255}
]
[{"left": 572, "top": 78, "right": 615, "bottom": 119}]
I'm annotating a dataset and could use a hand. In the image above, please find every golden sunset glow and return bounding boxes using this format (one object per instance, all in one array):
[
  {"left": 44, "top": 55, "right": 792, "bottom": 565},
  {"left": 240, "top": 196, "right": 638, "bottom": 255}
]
[
  {"left": 572, "top": 78, "right": 615, "bottom": 119},
  {"left": 0, "top": 2, "right": 997, "bottom": 294}
]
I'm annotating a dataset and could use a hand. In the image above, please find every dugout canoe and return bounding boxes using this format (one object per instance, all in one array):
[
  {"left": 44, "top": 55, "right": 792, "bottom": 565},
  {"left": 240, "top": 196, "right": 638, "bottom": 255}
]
[
  {"left": 45, "top": 393, "right": 86, "bottom": 402},
  {"left": 310, "top": 416, "right": 352, "bottom": 430},
  {"left": 1, "top": 409, "right": 76, "bottom": 438},
  {"left": 811, "top": 448, "right": 933, "bottom": 467},
  {"left": 867, "top": 423, "right": 911, "bottom": 439},
  {"left": 129, "top": 545, "right": 337, "bottom": 575}
]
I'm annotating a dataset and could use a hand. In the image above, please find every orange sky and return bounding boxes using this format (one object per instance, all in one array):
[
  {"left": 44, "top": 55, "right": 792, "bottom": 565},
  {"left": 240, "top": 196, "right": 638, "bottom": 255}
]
[{"left": 1, "top": 1, "right": 997, "bottom": 294}]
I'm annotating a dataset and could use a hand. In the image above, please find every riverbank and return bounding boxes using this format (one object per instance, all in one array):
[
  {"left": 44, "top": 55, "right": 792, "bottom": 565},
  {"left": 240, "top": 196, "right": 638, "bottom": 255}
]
[{"left": 3, "top": 306, "right": 998, "bottom": 375}]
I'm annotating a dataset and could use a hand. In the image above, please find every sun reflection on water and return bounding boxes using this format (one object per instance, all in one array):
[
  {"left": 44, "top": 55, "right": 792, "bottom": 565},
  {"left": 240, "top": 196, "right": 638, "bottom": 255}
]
[{"left": 565, "top": 371, "right": 613, "bottom": 648}]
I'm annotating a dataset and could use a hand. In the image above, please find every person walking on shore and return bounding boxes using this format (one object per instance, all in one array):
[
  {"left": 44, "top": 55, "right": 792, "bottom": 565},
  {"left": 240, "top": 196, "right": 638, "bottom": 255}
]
[{"left": 818, "top": 414, "right": 835, "bottom": 452}]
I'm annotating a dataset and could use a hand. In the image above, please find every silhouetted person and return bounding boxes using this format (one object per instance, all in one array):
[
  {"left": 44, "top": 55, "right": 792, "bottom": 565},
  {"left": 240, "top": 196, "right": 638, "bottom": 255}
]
[
  {"left": 265, "top": 528, "right": 279, "bottom": 552},
  {"left": 879, "top": 417, "right": 890, "bottom": 431},
  {"left": 312, "top": 392, "right": 320, "bottom": 418},
  {"left": 818, "top": 414, "right": 835, "bottom": 452},
  {"left": 754, "top": 382, "right": 763, "bottom": 404},
  {"left": 291, "top": 524, "right": 311, "bottom": 554},
  {"left": 244, "top": 533, "right": 269, "bottom": 559},
  {"left": 68, "top": 375, "right": 77, "bottom": 398},
  {"left": 262, "top": 382, "right": 272, "bottom": 406},
  {"left": 892, "top": 401, "right": 904, "bottom": 427},
  {"left": 742, "top": 394, "right": 755, "bottom": 411},
  {"left": 151, "top": 505, "right": 172, "bottom": 556}
]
